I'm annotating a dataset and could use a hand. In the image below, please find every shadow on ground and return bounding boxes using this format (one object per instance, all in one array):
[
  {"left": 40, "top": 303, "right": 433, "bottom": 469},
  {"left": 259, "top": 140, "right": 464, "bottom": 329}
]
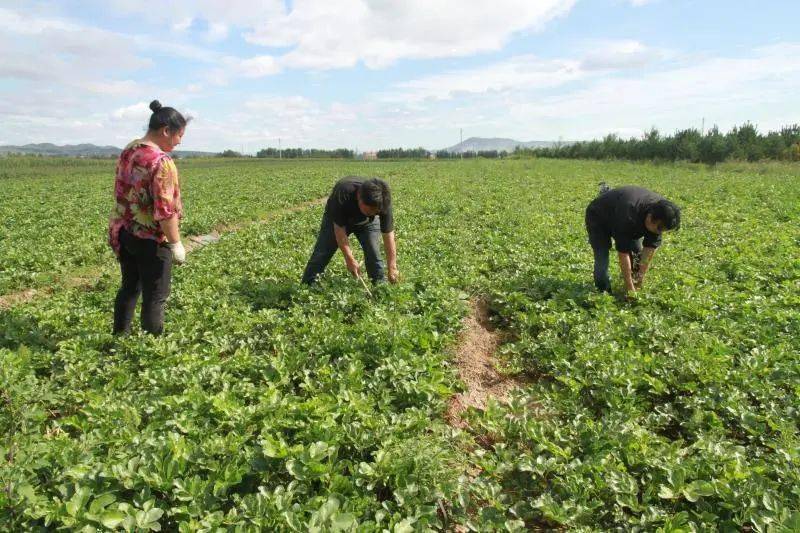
[
  {"left": 0, "top": 308, "right": 60, "bottom": 351},
  {"left": 233, "top": 279, "right": 299, "bottom": 310},
  {"left": 520, "top": 276, "right": 595, "bottom": 301}
]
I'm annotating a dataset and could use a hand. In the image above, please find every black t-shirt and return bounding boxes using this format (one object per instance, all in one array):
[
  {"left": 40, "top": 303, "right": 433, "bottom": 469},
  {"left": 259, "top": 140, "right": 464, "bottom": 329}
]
[
  {"left": 325, "top": 177, "right": 394, "bottom": 233},
  {"left": 586, "top": 186, "right": 663, "bottom": 252}
]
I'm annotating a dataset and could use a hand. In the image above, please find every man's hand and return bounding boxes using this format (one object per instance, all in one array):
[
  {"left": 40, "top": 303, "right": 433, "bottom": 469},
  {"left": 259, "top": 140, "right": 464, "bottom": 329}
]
[
  {"left": 388, "top": 265, "right": 400, "bottom": 284},
  {"left": 334, "top": 223, "right": 360, "bottom": 278},
  {"left": 635, "top": 247, "right": 656, "bottom": 290},
  {"left": 382, "top": 232, "right": 398, "bottom": 283},
  {"left": 345, "top": 256, "right": 361, "bottom": 278},
  {"left": 618, "top": 251, "right": 636, "bottom": 294},
  {"left": 168, "top": 241, "right": 186, "bottom": 264}
]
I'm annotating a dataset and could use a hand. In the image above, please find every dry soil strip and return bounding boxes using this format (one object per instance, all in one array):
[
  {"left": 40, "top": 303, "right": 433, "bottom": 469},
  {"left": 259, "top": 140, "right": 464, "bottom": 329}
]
[
  {"left": 0, "top": 196, "right": 328, "bottom": 310},
  {"left": 445, "top": 298, "right": 527, "bottom": 428}
]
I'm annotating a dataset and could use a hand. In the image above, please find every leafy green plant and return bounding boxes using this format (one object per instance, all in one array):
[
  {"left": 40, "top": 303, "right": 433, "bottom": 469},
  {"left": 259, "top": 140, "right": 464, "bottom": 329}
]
[{"left": 1, "top": 158, "right": 798, "bottom": 530}]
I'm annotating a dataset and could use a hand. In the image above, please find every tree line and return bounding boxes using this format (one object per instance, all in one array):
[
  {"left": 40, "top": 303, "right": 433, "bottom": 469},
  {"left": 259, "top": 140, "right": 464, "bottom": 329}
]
[
  {"left": 255, "top": 147, "right": 355, "bottom": 159},
  {"left": 375, "top": 148, "right": 506, "bottom": 159},
  {"left": 222, "top": 122, "right": 800, "bottom": 163},
  {"left": 518, "top": 123, "right": 800, "bottom": 164},
  {"left": 218, "top": 148, "right": 356, "bottom": 158}
]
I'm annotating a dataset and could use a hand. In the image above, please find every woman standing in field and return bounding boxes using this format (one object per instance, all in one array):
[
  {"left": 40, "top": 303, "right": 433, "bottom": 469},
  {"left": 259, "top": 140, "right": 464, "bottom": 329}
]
[{"left": 109, "top": 100, "right": 189, "bottom": 335}]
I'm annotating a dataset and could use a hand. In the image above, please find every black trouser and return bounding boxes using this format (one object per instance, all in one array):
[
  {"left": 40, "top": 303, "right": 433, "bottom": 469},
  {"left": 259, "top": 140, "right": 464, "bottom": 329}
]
[
  {"left": 301, "top": 213, "right": 385, "bottom": 284},
  {"left": 585, "top": 209, "right": 642, "bottom": 293},
  {"left": 113, "top": 228, "right": 173, "bottom": 335}
]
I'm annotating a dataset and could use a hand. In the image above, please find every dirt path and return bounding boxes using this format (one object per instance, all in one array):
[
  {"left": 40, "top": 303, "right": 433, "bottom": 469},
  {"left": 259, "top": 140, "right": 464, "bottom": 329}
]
[
  {"left": 445, "top": 298, "right": 527, "bottom": 428},
  {"left": 0, "top": 196, "right": 328, "bottom": 310}
]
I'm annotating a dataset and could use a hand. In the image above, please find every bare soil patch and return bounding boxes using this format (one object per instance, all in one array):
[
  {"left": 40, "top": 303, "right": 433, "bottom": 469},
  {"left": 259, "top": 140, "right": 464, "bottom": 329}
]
[
  {"left": 445, "top": 298, "right": 527, "bottom": 428},
  {"left": 0, "top": 288, "right": 39, "bottom": 311}
]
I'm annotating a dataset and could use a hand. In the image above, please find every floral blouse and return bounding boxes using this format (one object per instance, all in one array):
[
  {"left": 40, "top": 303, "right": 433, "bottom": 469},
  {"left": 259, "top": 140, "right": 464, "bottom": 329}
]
[{"left": 108, "top": 140, "right": 182, "bottom": 257}]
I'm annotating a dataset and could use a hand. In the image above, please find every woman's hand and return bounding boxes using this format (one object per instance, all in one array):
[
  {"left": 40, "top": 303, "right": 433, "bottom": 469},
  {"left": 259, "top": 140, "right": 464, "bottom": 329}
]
[{"left": 168, "top": 241, "right": 186, "bottom": 264}]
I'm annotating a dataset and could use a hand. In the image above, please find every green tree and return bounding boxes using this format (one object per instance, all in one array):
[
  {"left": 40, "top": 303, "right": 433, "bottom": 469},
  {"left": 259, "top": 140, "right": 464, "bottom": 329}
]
[
  {"left": 699, "top": 126, "right": 730, "bottom": 165},
  {"left": 674, "top": 128, "right": 702, "bottom": 162}
]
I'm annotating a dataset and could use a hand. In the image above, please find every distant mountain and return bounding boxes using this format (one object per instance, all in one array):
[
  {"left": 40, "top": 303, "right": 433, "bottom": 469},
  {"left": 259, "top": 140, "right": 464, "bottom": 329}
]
[
  {"left": 0, "top": 143, "right": 122, "bottom": 157},
  {"left": 443, "top": 137, "right": 571, "bottom": 154},
  {"left": 0, "top": 143, "right": 216, "bottom": 158}
]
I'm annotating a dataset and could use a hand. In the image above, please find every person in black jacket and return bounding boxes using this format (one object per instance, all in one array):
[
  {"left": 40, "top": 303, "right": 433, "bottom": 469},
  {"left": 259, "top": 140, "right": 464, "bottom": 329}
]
[
  {"left": 585, "top": 185, "right": 681, "bottom": 295},
  {"left": 302, "top": 177, "right": 399, "bottom": 285}
]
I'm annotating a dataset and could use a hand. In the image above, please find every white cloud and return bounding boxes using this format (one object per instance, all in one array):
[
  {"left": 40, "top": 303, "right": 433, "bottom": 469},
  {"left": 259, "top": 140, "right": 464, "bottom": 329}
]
[
  {"left": 379, "top": 40, "right": 663, "bottom": 104},
  {"left": 245, "top": 0, "right": 576, "bottom": 69},
  {"left": 173, "top": 95, "right": 366, "bottom": 151},
  {"left": 180, "top": 0, "right": 575, "bottom": 81},
  {"left": 64, "top": 1, "right": 576, "bottom": 85},
  {"left": 202, "top": 55, "right": 283, "bottom": 86},
  {"left": 385, "top": 55, "right": 584, "bottom": 103},
  {"left": 173, "top": 17, "right": 193, "bottom": 31},
  {"left": 0, "top": 7, "right": 75, "bottom": 34},
  {"left": 0, "top": 88, "right": 114, "bottom": 145},
  {"left": 580, "top": 39, "right": 664, "bottom": 70},
  {"left": 1, "top": 3, "right": 797, "bottom": 154},
  {"left": 205, "top": 22, "right": 229, "bottom": 42},
  {"left": 243, "top": 95, "right": 316, "bottom": 115},
  {"left": 392, "top": 42, "right": 800, "bottom": 144},
  {"left": 86, "top": 0, "right": 576, "bottom": 71},
  {"left": 111, "top": 102, "right": 152, "bottom": 122},
  {"left": 8, "top": 41, "right": 799, "bottom": 151},
  {"left": 133, "top": 36, "right": 225, "bottom": 64},
  {"left": 104, "top": 0, "right": 285, "bottom": 28},
  {"left": 80, "top": 80, "right": 145, "bottom": 96},
  {"left": 0, "top": 8, "right": 149, "bottom": 73},
  {"left": 236, "top": 55, "right": 282, "bottom": 77},
  {"left": 537, "top": 43, "right": 800, "bottom": 124},
  {"left": 0, "top": 52, "right": 55, "bottom": 81}
]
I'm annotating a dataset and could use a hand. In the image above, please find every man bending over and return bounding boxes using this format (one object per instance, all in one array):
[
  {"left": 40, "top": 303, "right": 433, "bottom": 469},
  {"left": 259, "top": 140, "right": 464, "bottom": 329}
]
[
  {"left": 585, "top": 185, "right": 681, "bottom": 295},
  {"left": 302, "top": 177, "right": 399, "bottom": 285}
]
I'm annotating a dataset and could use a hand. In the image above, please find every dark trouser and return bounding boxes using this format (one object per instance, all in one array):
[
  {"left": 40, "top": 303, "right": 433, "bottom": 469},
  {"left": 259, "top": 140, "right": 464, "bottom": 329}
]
[
  {"left": 585, "top": 209, "right": 642, "bottom": 293},
  {"left": 591, "top": 245, "right": 612, "bottom": 293},
  {"left": 301, "top": 213, "right": 385, "bottom": 284},
  {"left": 113, "top": 228, "right": 173, "bottom": 335}
]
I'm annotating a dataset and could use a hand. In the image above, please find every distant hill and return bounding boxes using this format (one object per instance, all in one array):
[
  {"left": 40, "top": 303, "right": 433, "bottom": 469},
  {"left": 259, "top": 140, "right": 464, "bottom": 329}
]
[
  {"left": 443, "top": 137, "right": 571, "bottom": 153},
  {"left": 0, "top": 143, "right": 122, "bottom": 157},
  {"left": 0, "top": 143, "right": 216, "bottom": 158}
]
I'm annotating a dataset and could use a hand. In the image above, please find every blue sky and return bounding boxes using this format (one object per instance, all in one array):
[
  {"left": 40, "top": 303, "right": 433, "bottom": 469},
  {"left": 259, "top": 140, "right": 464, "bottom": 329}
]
[{"left": 1, "top": 0, "right": 798, "bottom": 152}]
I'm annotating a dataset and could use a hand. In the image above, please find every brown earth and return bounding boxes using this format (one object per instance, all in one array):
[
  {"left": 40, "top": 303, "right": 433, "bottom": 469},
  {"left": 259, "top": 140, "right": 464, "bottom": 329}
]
[
  {"left": 445, "top": 298, "right": 527, "bottom": 428},
  {"left": 0, "top": 289, "right": 39, "bottom": 311}
]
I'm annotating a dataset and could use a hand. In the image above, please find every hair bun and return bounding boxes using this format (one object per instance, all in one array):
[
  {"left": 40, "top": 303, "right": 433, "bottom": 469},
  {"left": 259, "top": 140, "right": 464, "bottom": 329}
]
[{"left": 149, "top": 100, "right": 163, "bottom": 113}]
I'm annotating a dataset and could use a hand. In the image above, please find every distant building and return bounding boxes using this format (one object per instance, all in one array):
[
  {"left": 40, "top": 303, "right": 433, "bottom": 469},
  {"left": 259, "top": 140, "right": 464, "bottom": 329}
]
[{"left": 363, "top": 151, "right": 378, "bottom": 160}]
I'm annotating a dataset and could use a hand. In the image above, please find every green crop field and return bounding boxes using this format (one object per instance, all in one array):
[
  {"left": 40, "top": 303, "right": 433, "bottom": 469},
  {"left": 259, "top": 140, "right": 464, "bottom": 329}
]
[{"left": 1, "top": 157, "right": 798, "bottom": 531}]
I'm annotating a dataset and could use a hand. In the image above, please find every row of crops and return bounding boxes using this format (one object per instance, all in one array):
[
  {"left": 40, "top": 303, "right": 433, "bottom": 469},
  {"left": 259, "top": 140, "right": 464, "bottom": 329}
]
[
  {"left": 0, "top": 158, "right": 370, "bottom": 295},
  {"left": 1, "top": 157, "right": 798, "bottom": 530}
]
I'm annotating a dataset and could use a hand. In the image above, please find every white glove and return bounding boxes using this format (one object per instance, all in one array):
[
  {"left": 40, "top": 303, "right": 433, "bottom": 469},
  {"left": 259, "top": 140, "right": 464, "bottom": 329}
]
[{"left": 167, "top": 241, "right": 186, "bottom": 264}]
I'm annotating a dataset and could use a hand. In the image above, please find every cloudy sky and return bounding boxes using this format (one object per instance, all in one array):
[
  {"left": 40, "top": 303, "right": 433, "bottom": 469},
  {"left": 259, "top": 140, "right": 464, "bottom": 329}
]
[{"left": 1, "top": 0, "right": 798, "bottom": 152}]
